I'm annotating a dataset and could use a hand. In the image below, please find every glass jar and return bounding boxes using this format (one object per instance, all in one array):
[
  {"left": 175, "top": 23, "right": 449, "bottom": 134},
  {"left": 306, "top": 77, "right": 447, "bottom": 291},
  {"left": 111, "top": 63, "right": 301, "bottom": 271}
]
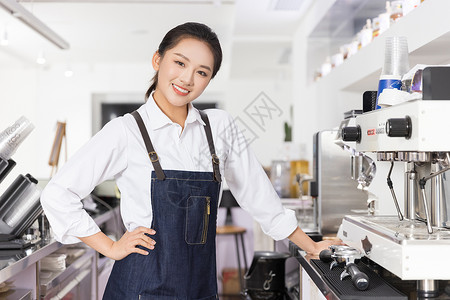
[
  {"left": 390, "top": 1, "right": 404, "bottom": 23},
  {"left": 270, "top": 160, "right": 291, "bottom": 198}
]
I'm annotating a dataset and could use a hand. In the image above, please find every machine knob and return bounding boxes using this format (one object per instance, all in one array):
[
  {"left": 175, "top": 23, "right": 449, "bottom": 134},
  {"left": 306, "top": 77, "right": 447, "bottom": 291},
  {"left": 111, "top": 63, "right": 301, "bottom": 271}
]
[
  {"left": 341, "top": 126, "right": 361, "bottom": 143},
  {"left": 386, "top": 116, "right": 412, "bottom": 139}
]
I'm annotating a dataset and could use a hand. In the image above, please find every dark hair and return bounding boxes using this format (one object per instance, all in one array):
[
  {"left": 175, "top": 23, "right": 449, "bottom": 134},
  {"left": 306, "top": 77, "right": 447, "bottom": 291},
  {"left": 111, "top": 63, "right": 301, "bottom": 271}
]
[{"left": 145, "top": 22, "right": 223, "bottom": 100}]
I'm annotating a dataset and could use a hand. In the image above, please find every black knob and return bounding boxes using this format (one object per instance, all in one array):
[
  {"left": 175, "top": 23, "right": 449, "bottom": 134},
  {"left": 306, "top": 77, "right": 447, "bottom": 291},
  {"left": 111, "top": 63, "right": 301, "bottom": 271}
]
[
  {"left": 341, "top": 126, "right": 361, "bottom": 143},
  {"left": 386, "top": 116, "right": 411, "bottom": 139}
]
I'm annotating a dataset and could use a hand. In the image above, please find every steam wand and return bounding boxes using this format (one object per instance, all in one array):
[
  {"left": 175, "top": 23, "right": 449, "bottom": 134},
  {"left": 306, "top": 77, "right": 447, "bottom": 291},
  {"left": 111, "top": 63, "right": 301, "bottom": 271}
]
[
  {"left": 419, "top": 165, "right": 450, "bottom": 234},
  {"left": 387, "top": 162, "right": 404, "bottom": 221}
]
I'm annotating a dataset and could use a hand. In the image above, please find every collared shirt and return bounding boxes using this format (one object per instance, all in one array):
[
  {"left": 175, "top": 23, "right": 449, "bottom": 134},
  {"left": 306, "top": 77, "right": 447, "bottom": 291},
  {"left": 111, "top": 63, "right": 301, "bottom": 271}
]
[{"left": 40, "top": 97, "right": 298, "bottom": 244}]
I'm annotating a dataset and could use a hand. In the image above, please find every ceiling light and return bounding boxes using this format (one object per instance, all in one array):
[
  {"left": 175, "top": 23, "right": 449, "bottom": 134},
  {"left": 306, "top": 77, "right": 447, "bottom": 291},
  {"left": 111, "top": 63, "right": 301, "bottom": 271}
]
[
  {"left": 36, "top": 51, "right": 46, "bottom": 65},
  {"left": 64, "top": 69, "right": 73, "bottom": 77},
  {"left": 0, "top": 0, "right": 69, "bottom": 49}
]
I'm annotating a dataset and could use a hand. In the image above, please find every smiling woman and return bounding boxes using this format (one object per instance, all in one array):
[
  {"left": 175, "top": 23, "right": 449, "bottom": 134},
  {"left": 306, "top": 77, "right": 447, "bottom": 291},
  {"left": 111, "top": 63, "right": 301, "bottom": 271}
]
[{"left": 40, "top": 21, "right": 341, "bottom": 300}]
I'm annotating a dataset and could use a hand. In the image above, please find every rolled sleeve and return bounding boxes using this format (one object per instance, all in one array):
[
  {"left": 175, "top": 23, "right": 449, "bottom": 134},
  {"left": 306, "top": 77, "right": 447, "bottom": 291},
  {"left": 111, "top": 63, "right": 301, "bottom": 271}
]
[
  {"left": 41, "top": 185, "right": 100, "bottom": 244},
  {"left": 40, "top": 118, "right": 128, "bottom": 244},
  {"left": 263, "top": 207, "right": 298, "bottom": 241}
]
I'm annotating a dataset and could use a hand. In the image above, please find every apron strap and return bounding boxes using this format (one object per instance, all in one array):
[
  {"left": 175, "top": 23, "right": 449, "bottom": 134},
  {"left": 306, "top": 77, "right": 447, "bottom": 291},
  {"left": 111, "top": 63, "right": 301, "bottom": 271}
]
[
  {"left": 131, "top": 111, "right": 166, "bottom": 180},
  {"left": 199, "top": 111, "right": 222, "bottom": 183}
]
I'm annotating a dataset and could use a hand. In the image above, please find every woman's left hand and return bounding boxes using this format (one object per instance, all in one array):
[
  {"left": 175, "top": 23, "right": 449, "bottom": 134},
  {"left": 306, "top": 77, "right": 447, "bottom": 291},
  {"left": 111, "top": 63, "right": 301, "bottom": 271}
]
[{"left": 288, "top": 226, "right": 346, "bottom": 256}]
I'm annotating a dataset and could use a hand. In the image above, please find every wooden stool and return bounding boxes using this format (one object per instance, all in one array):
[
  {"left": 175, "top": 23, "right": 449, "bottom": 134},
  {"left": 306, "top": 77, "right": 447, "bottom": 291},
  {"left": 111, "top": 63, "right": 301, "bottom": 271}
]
[{"left": 216, "top": 225, "right": 248, "bottom": 293}]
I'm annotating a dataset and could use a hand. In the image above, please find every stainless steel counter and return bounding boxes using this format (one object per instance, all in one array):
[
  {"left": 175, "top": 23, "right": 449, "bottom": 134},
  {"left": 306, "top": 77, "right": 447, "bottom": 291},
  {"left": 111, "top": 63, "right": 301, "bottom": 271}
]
[{"left": 0, "top": 205, "right": 120, "bottom": 284}]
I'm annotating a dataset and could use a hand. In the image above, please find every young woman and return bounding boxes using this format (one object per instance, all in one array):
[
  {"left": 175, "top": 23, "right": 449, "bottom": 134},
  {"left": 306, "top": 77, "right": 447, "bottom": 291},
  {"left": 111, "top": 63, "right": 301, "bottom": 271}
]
[{"left": 41, "top": 22, "right": 342, "bottom": 299}]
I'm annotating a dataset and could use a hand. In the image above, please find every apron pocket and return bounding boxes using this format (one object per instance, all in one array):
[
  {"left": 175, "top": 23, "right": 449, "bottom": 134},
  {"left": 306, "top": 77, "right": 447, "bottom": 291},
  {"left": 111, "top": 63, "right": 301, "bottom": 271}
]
[{"left": 185, "top": 196, "right": 211, "bottom": 245}]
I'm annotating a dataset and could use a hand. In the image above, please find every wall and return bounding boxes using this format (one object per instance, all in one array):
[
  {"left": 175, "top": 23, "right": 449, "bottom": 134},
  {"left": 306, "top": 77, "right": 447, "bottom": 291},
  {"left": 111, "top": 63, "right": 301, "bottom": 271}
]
[
  {"left": 222, "top": 78, "right": 293, "bottom": 167},
  {"left": 292, "top": 0, "right": 362, "bottom": 161},
  {"left": 0, "top": 62, "right": 152, "bottom": 192}
]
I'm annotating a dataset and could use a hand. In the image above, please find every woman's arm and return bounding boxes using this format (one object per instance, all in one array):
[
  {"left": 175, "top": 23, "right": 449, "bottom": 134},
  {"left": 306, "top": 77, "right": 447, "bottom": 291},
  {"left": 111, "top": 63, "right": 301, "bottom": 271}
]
[
  {"left": 41, "top": 117, "right": 129, "bottom": 244},
  {"left": 79, "top": 226, "right": 156, "bottom": 260}
]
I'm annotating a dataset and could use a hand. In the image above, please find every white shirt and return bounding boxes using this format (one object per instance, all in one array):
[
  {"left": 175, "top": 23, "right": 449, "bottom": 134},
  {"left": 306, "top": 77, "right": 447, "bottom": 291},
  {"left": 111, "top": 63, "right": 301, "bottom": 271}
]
[{"left": 40, "top": 97, "right": 298, "bottom": 244}]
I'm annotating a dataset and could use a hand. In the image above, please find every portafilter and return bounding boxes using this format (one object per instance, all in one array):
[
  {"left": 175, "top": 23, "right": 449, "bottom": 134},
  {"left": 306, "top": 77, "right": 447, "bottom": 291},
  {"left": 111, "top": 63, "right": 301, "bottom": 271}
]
[{"left": 320, "top": 245, "right": 369, "bottom": 291}]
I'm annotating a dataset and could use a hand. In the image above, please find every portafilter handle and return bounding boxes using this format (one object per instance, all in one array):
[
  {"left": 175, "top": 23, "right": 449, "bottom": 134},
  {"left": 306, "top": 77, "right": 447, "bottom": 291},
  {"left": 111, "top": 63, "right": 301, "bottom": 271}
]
[
  {"left": 346, "top": 262, "right": 369, "bottom": 291},
  {"left": 319, "top": 249, "right": 333, "bottom": 263}
]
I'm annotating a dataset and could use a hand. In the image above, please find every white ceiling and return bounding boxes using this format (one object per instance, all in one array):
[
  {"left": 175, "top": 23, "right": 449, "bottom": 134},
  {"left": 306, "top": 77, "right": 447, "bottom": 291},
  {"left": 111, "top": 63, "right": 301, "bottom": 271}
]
[{"left": 0, "top": 0, "right": 311, "bottom": 79}]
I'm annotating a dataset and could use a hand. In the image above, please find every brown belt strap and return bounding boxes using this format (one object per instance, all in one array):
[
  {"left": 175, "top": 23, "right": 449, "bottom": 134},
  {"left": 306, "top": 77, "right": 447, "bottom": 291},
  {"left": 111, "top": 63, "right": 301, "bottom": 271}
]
[
  {"left": 199, "top": 111, "right": 222, "bottom": 183},
  {"left": 131, "top": 111, "right": 166, "bottom": 180}
]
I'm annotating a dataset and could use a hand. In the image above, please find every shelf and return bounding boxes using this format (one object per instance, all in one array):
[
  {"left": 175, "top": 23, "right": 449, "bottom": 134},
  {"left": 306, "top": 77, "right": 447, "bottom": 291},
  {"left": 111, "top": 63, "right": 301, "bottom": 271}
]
[
  {"left": 39, "top": 248, "right": 94, "bottom": 295},
  {"left": 1, "top": 288, "right": 32, "bottom": 300},
  {"left": 313, "top": 0, "right": 450, "bottom": 94},
  {"left": 0, "top": 203, "right": 119, "bottom": 284}
]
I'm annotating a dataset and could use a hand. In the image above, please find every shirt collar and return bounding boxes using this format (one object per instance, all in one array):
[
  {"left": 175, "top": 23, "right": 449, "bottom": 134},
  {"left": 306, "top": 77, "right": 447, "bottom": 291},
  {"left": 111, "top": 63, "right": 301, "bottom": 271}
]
[
  {"left": 144, "top": 94, "right": 205, "bottom": 130},
  {"left": 187, "top": 102, "right": 206, "bottom": 126}
]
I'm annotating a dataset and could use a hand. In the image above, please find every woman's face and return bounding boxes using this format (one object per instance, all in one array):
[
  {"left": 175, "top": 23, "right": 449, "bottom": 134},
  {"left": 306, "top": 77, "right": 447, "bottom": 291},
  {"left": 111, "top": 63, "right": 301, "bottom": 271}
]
[{"left": 152, "top": 38, "right": 214, "bottom": 108}]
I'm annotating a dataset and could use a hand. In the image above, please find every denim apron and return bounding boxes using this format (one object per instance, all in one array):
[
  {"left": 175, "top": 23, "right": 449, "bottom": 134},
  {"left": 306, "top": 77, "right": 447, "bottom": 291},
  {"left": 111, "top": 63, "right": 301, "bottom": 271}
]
[{"left": 103, "top": 111, "right": 222, "bottom": 300}]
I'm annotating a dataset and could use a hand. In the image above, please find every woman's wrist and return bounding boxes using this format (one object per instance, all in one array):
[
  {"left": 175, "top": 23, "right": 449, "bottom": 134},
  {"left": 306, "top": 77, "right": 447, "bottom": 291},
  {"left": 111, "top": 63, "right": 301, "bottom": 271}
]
[
  {"left": 287, "top": 226, "right": 317, "bottom": 253},
  {"left": 79, "top": 232, "right": 115, "bottom": 259}
]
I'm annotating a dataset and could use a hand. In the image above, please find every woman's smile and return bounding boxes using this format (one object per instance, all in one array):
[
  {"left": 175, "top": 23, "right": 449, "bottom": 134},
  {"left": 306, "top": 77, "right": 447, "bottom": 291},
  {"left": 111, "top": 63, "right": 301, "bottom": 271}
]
[{"left": 172, "top": 83, "right": 190, "bottom": 96}]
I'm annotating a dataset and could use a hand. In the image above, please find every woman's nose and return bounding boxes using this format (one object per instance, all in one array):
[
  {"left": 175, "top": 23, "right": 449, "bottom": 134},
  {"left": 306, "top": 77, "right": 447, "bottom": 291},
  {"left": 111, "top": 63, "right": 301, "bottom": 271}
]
[{"left": 179, "top": 70, "right": 194, "bottom": 86}]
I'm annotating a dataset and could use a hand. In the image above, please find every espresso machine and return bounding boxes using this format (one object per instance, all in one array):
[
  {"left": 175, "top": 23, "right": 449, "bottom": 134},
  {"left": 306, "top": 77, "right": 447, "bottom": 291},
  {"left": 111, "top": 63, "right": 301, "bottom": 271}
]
[{"left": 339, "top": 97, "right": 450, "bottom": 297}]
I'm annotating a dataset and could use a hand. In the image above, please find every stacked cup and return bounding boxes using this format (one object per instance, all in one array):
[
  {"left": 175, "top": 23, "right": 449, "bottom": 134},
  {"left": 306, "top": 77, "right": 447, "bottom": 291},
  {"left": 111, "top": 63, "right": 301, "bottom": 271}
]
[
  {"left": 0, "top": 116, "right": 35, "bottom": 161},
  {"left": 376, "top": 36, "right": 410, "bottom": 109},
  {"left": 0, "top": 116, "right": 34, "bottom": 183}
]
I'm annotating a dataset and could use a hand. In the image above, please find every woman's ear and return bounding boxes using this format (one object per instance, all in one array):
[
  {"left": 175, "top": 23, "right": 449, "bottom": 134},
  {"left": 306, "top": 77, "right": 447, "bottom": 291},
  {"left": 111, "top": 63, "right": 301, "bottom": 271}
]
[{"left": 152, "top": 51, "right": 161, "bottom": 71}]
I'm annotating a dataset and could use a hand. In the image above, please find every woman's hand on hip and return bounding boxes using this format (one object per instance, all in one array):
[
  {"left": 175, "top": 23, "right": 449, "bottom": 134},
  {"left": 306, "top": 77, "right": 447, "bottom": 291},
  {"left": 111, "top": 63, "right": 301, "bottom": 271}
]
[{"left": 109, "top": 226, "right": 156, "bottom": 260}]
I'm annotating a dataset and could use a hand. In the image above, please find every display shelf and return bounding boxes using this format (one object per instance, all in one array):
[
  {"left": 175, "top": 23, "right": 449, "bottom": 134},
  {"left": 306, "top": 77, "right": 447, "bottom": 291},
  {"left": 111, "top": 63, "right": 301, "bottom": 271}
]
[
  {"left": 39, "top": 248, "right": 93, "bottom": 295},
  {"left": 0, "top": 203, "right": 120, "bottom": 284},
  {"left": 313, "top": 0, "right": 450, "bottom": 94}
]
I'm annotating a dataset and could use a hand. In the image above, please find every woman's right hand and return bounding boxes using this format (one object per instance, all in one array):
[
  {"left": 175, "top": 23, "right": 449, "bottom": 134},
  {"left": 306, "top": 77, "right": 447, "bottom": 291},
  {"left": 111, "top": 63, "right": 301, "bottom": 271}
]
[{"left": 108, "top": 226, "right": 156, "bottom": 260}]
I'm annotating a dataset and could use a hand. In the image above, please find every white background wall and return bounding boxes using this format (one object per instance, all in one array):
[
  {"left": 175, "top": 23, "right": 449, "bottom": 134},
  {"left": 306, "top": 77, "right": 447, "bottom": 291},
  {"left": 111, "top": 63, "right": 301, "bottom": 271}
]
[{"left": 291, "top": 0, "right": 362, "bottom": 161}]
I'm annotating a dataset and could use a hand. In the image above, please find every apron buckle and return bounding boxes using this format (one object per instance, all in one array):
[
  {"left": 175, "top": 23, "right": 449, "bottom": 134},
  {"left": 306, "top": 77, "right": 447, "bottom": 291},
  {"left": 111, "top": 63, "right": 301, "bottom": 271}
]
[
  {"left": 149, "top": 151, "right": 159, "bottom": 163},
  {"left": 211, "top": 154, "right": 220, "bottom": 165}
]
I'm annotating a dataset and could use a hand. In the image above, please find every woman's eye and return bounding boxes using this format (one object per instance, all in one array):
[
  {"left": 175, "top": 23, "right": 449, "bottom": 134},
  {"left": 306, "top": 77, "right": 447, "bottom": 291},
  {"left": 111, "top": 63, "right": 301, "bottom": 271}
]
[
  {"left": 198, "top": 71, "right": 207, "bottom": 77},
  {"left": 175, "top": 61, "right": 184, "bottom": 67}
]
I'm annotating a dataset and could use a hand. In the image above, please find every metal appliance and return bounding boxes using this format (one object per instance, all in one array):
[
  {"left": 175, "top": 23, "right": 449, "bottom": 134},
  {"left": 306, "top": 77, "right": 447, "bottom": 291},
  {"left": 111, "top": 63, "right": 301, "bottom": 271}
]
[
  {"left": 0, "top": 117, "right": 41, "bottom": 249},
  {"left": 340, "top": 98, "right": 450, "bottom": 297},
  {"left": 312, "top": 129, "right": 368, "bottom": 235}
]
